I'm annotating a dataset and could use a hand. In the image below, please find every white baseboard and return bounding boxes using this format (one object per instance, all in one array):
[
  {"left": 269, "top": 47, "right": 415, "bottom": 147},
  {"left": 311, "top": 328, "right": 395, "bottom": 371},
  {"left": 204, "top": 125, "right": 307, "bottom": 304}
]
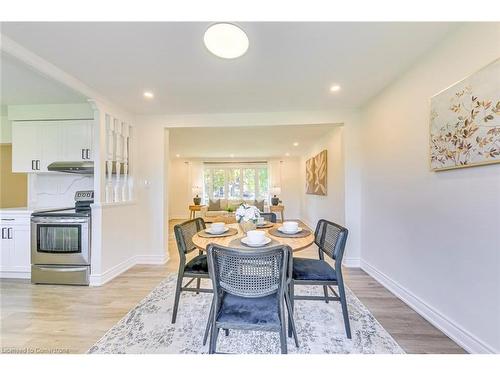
[
  {"left": 135, "top": 254, "right": 168, "bottom": 264},
  {"left": 360, "top": 259, "right": 496, "bottom": 354},
  {"left": 90, "top": 253, "right": 169, "bottom": 286},
  {"left": 0, "top": 271, "right": 31, "bottom": 279},
  {"left": 342, "top": 257, "right": 360, "bottom": 268},
  {"left": 169, "top": 215, "right": 189, "bottom": 220}
]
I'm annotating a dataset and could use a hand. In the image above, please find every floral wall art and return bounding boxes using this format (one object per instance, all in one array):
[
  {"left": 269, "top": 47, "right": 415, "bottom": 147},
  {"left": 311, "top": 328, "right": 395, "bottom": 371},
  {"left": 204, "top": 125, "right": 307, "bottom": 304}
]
[
  {"left": 430, "top": 58, "right": 500, "bottom": 171},
  {"left": 306, "top": 150, "right": 327, "bottom": 195}
]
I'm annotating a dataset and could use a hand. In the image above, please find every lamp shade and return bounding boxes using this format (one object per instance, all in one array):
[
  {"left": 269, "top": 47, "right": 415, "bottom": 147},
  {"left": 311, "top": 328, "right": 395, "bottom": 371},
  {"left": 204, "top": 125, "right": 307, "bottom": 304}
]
[
  {"left": 192, "top": 186, "right": 202, "bottom": 196},
  {"left": 271, "top": 186, "right": 281, "bottom": 196}
]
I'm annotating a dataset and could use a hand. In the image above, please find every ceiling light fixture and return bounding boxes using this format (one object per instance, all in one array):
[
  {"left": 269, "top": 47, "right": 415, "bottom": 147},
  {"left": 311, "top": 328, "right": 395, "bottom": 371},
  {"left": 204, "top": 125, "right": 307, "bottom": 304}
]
[
  {"left": 143, "top": 91, "right": 154, "bottom": 99},
  {"left": 285, "top": 153, "right": 290, "bottom": 157},
  {"left": 204, "top": 23, "right": 249, "bottom": 59},
  {"left": 330, "top": 84, "right": 341, "bottom": 92},
  {"left": 175, "top": 154, "right": 180, "bottom": 158},
  {"left": 293, "top": 142, "right": 299, "bottom": 147},
  {"left": 230, "top": 154, "right": 235, "bottom": 158}
]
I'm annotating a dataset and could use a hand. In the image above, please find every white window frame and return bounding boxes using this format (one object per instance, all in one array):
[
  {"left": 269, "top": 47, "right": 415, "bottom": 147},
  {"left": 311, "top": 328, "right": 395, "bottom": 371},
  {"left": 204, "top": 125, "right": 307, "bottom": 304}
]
[{"left": 203, "top": 162, "right": 269, "bottom": 202}]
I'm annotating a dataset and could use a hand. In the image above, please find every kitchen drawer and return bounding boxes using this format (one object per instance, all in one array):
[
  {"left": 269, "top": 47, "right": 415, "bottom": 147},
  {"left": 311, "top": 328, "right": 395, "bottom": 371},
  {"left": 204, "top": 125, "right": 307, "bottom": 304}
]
[{"left": 31, "top": 265, "right": 90, "bottom": 286}]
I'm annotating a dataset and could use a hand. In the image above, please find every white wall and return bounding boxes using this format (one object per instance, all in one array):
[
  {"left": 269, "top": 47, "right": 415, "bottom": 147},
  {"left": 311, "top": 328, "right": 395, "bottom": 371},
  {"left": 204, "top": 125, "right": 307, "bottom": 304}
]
[
  {"left": 269, "top": 157, "right": 301, "bottom": 219},
  {"left": 0, "top": 115, "right": 12, "bottom": 144},
  {"left": 300, "top": 126, "right": 346, "bottom": 235},
  {"left": 168, "top": 158, "right": 191, "bottom": 219},
  {"left": 359, "top": 23, "right": 500, "bottom": 353}
]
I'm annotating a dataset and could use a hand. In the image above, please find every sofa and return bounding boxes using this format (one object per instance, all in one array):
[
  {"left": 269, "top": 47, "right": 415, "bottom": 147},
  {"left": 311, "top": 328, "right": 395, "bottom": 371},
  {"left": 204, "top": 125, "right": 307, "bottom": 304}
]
[{"left": 200, "top": 199, "right": 269, "bottom": 220}]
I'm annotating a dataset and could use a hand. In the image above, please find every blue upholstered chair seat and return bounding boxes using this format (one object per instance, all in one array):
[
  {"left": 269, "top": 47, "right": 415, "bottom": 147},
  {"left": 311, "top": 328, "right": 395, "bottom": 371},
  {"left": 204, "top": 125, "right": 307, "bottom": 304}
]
[
  {"left": 292, "top": 257, "right": 337, "bottom": 281},
  {"left": 216, "top": 292, "right": 280, "bottom": 327},
  {"left": 184, "top": 254, "right": 208, "bottom": 274}
]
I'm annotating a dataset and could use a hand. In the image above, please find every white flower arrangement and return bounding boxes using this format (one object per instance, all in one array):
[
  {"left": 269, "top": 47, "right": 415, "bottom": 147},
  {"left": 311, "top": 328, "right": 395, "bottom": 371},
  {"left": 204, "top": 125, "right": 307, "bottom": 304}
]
[{"left": 235, "top": 203, "right": 261, "bottom": 223}]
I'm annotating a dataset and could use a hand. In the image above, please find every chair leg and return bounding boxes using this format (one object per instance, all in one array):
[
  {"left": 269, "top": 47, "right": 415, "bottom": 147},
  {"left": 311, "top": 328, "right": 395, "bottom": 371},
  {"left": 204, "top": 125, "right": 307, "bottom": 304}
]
[
  {"left": 285, "top": 291, "right": 299, "bottom": 347},
  {"left": 196, "top": 277, "right": 201, "bottom": 294},
  {"left": 338, "top": 282, "right": 352, "bottom": 339},
  {"left": 287, "top": 282, "right": 294, "bottom": 338},
  {"left": 323, "top": 285, "right": 329, "bottom": 303},
  {"left": 171, "top": 272, "right": 184, "bottom": 324},
  {"left": 280, "top": 314, "right": 288, "bottom": 354},
  {"left": 209, "top": 326, "right": 219, "bottom": 354},
  {"left": 224, "top": 329, "right": 229, "bottom": 336},
  {"left": 203, "top": 298, "right": 214, "bottom": 345},
  {"left": 278, "top": 296, "right": 288, "bottom": 354}
]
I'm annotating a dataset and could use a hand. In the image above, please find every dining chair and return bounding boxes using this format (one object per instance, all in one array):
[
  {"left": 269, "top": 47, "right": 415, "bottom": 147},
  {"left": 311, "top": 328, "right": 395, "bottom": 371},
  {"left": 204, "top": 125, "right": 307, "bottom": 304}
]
[
  {"left": 288, "top": 219, "right": 351, "bottom": 338},
  {"left": 171, "top": 218, "right": 212, "bottom": 324},
  {"left": 205, "top": 243, "right": 296, "bottom": 354},
  {"left": 260, "top": 212, "right": 277, "bottom": 223}
]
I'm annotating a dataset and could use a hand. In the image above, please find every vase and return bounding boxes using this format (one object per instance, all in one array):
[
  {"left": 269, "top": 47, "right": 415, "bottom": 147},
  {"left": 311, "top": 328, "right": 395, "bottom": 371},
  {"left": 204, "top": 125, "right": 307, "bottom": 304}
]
[
  {"left": 239, "top": 220, "right": 257, "bottom": 234},
  {"left": 271, "top": 196, "right": 279, "bottom": 206},
  {"left": 193, "top": 196, "right": 201, "bottom": 205}
]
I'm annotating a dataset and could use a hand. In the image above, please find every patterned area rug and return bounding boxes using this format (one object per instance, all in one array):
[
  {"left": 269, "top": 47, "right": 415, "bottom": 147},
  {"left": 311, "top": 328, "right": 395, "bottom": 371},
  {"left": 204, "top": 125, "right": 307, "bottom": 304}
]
[{"left": 88, "top": 274, "right": 404, "bottom": 354}]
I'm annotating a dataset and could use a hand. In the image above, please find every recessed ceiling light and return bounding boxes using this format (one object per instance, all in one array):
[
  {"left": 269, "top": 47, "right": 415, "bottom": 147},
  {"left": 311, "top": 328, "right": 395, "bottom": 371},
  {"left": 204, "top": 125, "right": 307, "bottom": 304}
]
[
  {"left": 175, "top": 154, "right": 180, "bottom": 158},
  {"left": 285, "top": 153, "right": 290, "bottom": 157},
  {"left": 230, "top": 154, "right": 235, "bottom": 158},
  {"left": 330, "top": 84, "right": 341, "bottom": 92},
  {"left": 143, "top": 91, "right": 154, "bottom": 99},
  {"left": 293, "top": 142, "right": 299, "bottom": 147},
  {"left": 204, "top": 23, "right": 249, "bottom": 59}
]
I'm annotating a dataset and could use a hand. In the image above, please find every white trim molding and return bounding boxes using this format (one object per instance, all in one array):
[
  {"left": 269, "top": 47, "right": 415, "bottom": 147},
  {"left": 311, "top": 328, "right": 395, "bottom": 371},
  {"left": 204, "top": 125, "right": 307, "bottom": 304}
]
[
  {"left": 342, "top": 257, "right": 360, "bottom": 268},
  {"left": 360, "top": 259, "right": 496, "bottom": 354},
  {"left": 90, "top": 253, "right": 168, "bottom": 286},
  {"left": 0, "top": 271, "right": 31, "bottom": 279}
]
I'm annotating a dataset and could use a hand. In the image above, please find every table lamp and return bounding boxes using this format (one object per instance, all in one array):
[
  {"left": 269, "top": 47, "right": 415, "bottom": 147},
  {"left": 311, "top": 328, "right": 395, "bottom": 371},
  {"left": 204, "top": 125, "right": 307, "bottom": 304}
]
[
  {"left": 271, "top": 186, "right": 281, "bottom": 206},
  {"left": 192, "top": 186, "right": 202, "bottom": 205}
]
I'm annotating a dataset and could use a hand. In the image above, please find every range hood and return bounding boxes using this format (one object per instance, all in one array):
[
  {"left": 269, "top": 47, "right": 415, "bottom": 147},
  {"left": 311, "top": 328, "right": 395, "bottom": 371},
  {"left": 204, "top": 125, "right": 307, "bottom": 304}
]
[{"left": 47, "top": 161, "right": 94, "bottom": 174}]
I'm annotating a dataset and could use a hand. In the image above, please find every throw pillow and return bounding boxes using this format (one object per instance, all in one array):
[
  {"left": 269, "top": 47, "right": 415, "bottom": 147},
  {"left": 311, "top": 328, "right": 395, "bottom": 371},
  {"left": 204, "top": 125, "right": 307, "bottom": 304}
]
[
  {"left": 208, "top": 199, "right": 221, "bottom": 211},
  {"left": 254, "top": 199, "right": 265, "bottom": 212},
  {"left": 230, "top": 201, "right": 244, "bottom": 211}
]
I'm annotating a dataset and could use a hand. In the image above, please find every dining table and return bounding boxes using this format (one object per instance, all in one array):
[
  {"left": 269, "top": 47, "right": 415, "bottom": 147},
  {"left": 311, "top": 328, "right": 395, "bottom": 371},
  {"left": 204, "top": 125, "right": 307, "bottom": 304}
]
[{"left": 192, "top": 222, "right": 315, "bottom": 252}]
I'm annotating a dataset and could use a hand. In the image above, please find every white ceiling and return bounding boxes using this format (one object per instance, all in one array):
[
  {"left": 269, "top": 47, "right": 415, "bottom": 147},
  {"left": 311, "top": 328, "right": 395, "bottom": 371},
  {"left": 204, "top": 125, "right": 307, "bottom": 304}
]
[
  {"left": 169, "top": 124, "right": 339, "bottom": 159},
  {"left": 1, "top": 22, "right": 457, "bottom": 115},
  {"left": 0, "top": 52, "right": 87, "bottom": 107}
]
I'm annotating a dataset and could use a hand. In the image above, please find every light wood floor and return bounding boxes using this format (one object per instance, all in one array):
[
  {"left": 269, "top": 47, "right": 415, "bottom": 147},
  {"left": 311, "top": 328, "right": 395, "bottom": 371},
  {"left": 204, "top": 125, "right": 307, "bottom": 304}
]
[{"left": 0, "top": 219, "right": 466, "bottom": 354}]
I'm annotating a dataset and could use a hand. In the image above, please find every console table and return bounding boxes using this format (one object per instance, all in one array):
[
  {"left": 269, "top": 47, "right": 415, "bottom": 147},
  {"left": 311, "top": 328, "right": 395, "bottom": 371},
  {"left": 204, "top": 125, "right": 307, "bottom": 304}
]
[
  {"left": 270, "top": 205, "right": 285, "bottom": 222},
  {"left": 188, "top": 205, "right": 206, "bottom": 220}
]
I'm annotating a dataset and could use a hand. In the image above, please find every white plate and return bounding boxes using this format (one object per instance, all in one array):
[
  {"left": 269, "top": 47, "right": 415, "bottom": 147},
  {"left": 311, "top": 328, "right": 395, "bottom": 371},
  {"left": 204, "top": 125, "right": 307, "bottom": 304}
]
[
  {"left": 241, "top": 236, "right": 272, "bottom": 247},
  {"left": 277, "top": 226, "right": 303, "bottom": 234},
  {"left": 206, "top": 227, "right": 229, "bottom": 235},
  {"left": 256, "top": 221, "right": 270, "bottom": 227}
]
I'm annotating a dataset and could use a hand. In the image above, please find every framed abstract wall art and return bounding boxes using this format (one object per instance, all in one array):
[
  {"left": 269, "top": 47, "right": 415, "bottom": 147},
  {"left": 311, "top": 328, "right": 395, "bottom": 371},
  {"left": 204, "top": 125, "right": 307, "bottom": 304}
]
[
  {"left": 305, "top": 149, "right": 327, "bottom": 195},
  {"left": 429, "top": 58, "right": 500, "bottom": 171}
]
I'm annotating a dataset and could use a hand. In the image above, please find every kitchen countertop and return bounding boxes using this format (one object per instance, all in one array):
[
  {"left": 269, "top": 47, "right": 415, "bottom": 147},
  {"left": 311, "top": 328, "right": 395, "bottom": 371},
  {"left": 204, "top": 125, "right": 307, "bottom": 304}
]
[
  {"left": 0, "top": 207, "right": 33, "bottom": 214},
  {"left": 0, "top": 207, "right": 69, "bottom": 215}
]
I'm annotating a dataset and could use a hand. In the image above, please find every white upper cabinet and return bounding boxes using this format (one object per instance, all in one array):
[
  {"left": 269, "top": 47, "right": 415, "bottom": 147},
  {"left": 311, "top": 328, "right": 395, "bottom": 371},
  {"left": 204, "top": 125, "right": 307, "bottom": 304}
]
[
  {"left": 60, "top": 120, "right": 93, "bottom": 161},
  {"left": 39, "top": 122, "right": 62, "bottom": 171},
  {"left": 11, "top": 121, "right": 41, "bottom": 172},
  {"left": 11, "top": 120, "right": 93, "bottom": 173}
]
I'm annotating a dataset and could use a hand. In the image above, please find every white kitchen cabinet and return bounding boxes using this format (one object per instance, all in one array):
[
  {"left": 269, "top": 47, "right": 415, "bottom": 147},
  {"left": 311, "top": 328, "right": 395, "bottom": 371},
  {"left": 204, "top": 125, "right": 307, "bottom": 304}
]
[
  {"left": 11, "top": 120, "right": 93, "bottom": 173},
  {"left": 11, "top": 121, "right": 41, "bottom": 172},
  {"left": 39, "top": 122, "right": 61, "bottom": 171},
  {"left": 61, "top": 120, "right": 93, "bottom": 161},
  {"left": 0, "top": 214, "right": 31, "bottom": 278}
]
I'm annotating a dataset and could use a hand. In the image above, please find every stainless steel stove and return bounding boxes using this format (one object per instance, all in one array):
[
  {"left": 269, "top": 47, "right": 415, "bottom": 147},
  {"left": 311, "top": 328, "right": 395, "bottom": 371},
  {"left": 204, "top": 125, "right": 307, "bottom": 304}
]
[{"left": 31, "top": 190, "right": 94, "bottom": 285}]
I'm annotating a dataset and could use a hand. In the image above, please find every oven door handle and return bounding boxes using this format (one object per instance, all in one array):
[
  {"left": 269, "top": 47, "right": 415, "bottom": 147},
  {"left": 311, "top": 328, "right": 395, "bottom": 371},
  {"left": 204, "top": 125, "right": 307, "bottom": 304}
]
[
  {"left": 36, "top": 266, "right": 89, "bottom": 273},
  {"left": 31, "top": 217, "right": 89, "bottom": 224}
]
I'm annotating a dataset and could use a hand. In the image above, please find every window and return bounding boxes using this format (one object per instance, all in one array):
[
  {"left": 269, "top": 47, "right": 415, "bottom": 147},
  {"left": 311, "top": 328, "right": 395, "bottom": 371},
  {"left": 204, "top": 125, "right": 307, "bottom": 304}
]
[
  {"left": 227, "top": 168, "right": 241, "bottom": 200},
  {"left": 242, "top": 168, "right": 256, "bottom": 199},
  {"left": 203, "top": 163, "right": 269, "bottom": 203}
]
